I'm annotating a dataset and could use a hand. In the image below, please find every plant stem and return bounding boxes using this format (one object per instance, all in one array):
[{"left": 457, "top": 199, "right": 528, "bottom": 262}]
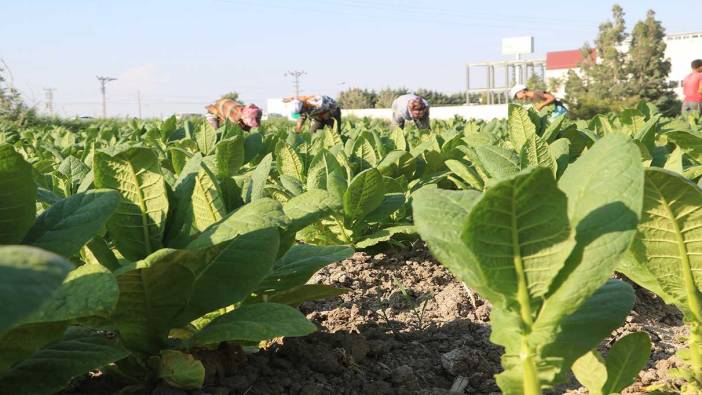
[
  {"left": 511, "top": 191, "right": 541, "bottom": 395},
  {"left": 689, "top": 322, "right": 702, "bottom": 385},
  {"left": 521, "top": 338, "right": 542, "bottom": 395}
]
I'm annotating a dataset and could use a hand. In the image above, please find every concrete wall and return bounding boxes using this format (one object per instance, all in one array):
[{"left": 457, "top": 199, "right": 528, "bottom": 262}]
[{"left": 342, "top": 104, "right": 507, "bottom": 121}]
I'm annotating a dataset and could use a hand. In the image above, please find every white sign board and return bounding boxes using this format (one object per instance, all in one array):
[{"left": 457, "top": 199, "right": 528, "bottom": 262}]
[{"left": 502, "top": 36, "right": 534, "bottom": 55}]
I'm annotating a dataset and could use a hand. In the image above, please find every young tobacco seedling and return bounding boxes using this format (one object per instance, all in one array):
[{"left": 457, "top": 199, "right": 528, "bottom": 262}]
[{"left": 414, "top": 134, "right": 646, "bottom": 395}]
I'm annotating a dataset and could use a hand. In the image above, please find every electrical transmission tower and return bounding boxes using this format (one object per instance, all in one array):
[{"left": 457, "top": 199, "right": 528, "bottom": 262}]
[
  {"left": 284, "top": 70, "right": 306, "bottom": 97},
  {"left": 43, "top": 88, "right": 55, "bottom": 116},
  {"left": 97, "top": 76, "right": 117, "bottom": 118}
]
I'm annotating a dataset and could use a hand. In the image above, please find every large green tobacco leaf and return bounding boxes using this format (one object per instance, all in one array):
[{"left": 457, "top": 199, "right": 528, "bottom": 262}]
[
  {"left": 494, "top": 280, "right": 635, "bottom": 394},
  {"left": 306, "top": 149, "right": 345, "bottom": 191},
  {"left": 343, "top": 168, "right": 385, "bottom": 221},
  {"left": 571, "top": 352, "right": 607, "bottom": 395},
  {"left": 352, "top": 135, "right": 378, "bottom": 172},
  {"left": 194, "top": 122, "right": 217, "bottom": 155},
  {"left": 474, "top": 145, "right": 520, "bottom": 180},
  {"left": 256, "top": 244, "right": 353, "bottom": 293},
  {"left": 621, "top": 168, "right": 702, "bottom": 318},
  {"left": 508, "top": 104, "right": 537, "bottom": 151},
  {"left": 277, "top": 143, "right": 305, "bottom": 183},
  {"left": 24, "top": 263, "right": 119, "bottom": 324},
  {"left": 164, "top": 153, "right": 203, "bottom": 248},
  {"left": 0, "top": 246, "right": 71, "bottom": 335},
  {"left": 534, "top": 133, "right": 643, "bottom": 330},
  {"left": 215, "top": 136, "right": 245, "bottom": 177},
  {"left": 633, "top": 114, "right": 661, "bottom": 155},
  {"left": 549, "top": 138, "right": 571, "bottom": 178},
  {"left": 181, "top": 227, "right": 279, "bottom": 322},
  {"left": 245, "top": 153, "right": 273, "bottom": 202},
  {"left": 23, "top": 190, "right": 121, "bottom": 257},
  {"left": 589, "top": 114, "right": 614, "bottom": 135},
  {"left": 390, "top": 128, "right": 407, "bottom": 151},
  {"left": 94, "top": 147, "right": 169, "bottom": 261},
  {"left": 1, "top": 261, "right": 120, "bottom": 373},
  {"left": 158, "top": 350, "right": 205, "bottom": 390},
  {"left": 667, "top": 131, "right": 702, "bottom": 163},
  {"left": 534, "top": 280, "right": 635, "bottom": 381},
  {"left": 0, "top": 327, "right": 130, "bottom": 395},
  {"left": 191, "top": 164, "right": 226, "bottom": 232},
  {"left": 573, "top": 331, "right": 651, "bottom": 395},
  {"left": 187, "top": 198, "right": 288, "bottom": 250},
  {"left": 364, "top": 193, "right": 406, "bottom": 223},
  {"left": 354, "top": 225, "right": 416, "bottom": 248},
  {"left": 445, "top": 159, "right": 484, "bottom": 190},
  {"left": 618, "top": 109, "right": 646, "bottom": 136},
  {"left": 111, "top": 249, "right": 197, "bottom": 353},
  {"left": 412, "top": 188, "right": 500, "bottom": 301},
  {"left": 186, "top": 303, "right": 316, "bottom": 348},
  {"left": 463, "top": 167, "right": 574, "bottom": 301},
  {"left": 519, "top": 134, "right": 556, "bottom": 174},
  {"left": 57, "top": 155, "right": 90, "bottom": 192},
  {"left": 542, "top": 114, "right": 566, "bottom": 143},
  {"left": 0, "top": 144, "right": 36, "bottom": 244},
  {"left": 283, "top": 189, "right": 342, "bottom": 232},
  {"left": 377, "top": 150, "right": 416, "bottom": 179},
  {"left": 600, "top": 332, "right": 651, "bottom": 394}
]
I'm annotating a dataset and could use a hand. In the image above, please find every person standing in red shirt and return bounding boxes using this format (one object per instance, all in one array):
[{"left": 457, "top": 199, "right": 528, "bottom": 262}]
[{"left": 683, "top": 59, "right": 702, "bottom": 115}]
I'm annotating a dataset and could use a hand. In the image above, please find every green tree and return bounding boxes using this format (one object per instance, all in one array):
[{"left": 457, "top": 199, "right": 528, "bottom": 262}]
[
  {"left": 0, "top": 67, "right": 33, "bottom": 124},
  {"left": 337, "top": 88, "right": 376, "bottom": 109},
  {"left": 565, "top": 4, "right": 637, "bottom": 117},
  {"left": 526, "top": 74, "right": 547, "bottom": 91},
  {"left": 375, "top": 87, "right": 408, "bottom": 108},
  {"left": 415, "top": 89, "right": 465, "bottom": 106},
  {"left": 627, "top": 10, "right": 678, "bottom": 114},
  {"left": 219, "top": 91, "right": 240, "bottom": 102}
]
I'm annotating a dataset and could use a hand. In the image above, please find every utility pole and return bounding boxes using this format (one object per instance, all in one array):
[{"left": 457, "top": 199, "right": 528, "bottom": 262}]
[
  {"left": 284, "top": 70, "right": 306, "bottom": 97},
  {"left": 97, "top": 76, "right": 117, "bottom": 118},
  {"left": 137, "top": 90, "right": 142, "bottom": 118},
  {"left": 43, "top": 88, "right": 55, "bottom": 116}
]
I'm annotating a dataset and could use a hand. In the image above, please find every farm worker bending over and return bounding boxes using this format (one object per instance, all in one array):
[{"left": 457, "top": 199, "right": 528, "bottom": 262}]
[
  {"left": 682, "top": 59, "right": 702, "bottom": 115},
  {"left": 510, "top": 84, "right": 567, "bottom": 119},
  {"left": 285, "top": 95, "right": 342, "bottom": 133},
  {"left": 205, "top": 98, "right": 262, "bottom": 131},
  {"left": 391, "top": 94, "right": 430, "bottom": 129}
]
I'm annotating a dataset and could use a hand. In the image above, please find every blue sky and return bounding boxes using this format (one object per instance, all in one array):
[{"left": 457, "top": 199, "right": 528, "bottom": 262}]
[{"left": 0, "top": 0, "right": 699, "bottom": 117}]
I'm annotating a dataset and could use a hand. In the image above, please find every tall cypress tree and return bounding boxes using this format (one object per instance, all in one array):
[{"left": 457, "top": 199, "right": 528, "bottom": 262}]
[
  {"left": 565, "top": 5, "right": 631, "bottom": 117},
  {"left": 627, "top": 10, "right": 677, "bottom": 114}
]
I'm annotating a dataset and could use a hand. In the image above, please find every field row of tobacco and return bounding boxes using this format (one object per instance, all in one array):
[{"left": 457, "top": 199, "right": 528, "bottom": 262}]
[{"left": 1, "top": 104, "right": 702, "bottom": 394}]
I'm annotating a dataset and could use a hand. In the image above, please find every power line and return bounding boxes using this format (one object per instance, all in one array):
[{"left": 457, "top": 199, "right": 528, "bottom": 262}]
[
  {"left": 285, "top": 71, "right": 306, "bottom": 97},
  {"left": 96, "top": 76, "right": 117, "bottom": 118},
  {"left": 284, "top": 70, "right": 307, "bottom": 97}
]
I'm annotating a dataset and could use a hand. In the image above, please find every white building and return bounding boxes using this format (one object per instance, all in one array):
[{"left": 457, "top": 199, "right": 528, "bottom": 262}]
[
  {"left": 266, "top": 98, "right": 293, "bottom": 119},
  {"left": 665, "top": 32, "right": 702, "bottom": 97}
]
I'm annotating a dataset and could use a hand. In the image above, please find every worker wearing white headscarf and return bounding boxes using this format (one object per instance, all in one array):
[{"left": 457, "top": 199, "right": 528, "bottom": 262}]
[{"left": 391, "top": 94, "right": 430, "bottom": 129}]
